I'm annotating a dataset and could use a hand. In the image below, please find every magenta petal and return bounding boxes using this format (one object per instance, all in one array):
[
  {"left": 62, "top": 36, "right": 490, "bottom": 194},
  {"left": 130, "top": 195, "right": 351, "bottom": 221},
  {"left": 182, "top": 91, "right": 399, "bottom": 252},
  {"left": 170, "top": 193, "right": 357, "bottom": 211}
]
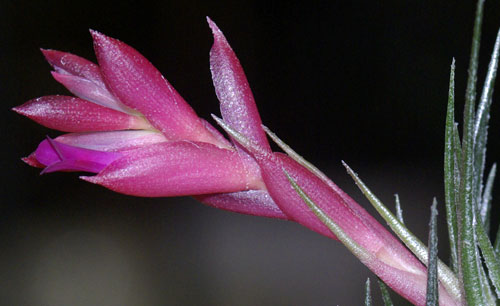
[
  {"left": 34, "top": 138, "right": 121, "bottom": 173},
  {"left": 13, "top": 95, "right": 150, "bottom": 132},
  {"left": 196, "top": 190, "right": 288, "bottom": 219},
  {"left": 208, "top": 18, "right": 271, "bottom": 152},
  {"left": 82, "top": 141, "right": 263, "bottom": 197},
  {"left": 56, "top": 130, "right": 167, "bottom": 152},
  {"left": 91, "top": 30, "right": 220, "bottom": 145}
]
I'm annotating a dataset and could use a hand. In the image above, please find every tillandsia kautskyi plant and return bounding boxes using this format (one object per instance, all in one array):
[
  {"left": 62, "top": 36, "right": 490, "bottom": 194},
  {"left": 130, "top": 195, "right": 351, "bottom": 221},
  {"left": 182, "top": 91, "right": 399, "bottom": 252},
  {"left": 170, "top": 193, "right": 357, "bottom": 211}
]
[{"left": 13, "top": 0, "right": 500, "bottom": 304}]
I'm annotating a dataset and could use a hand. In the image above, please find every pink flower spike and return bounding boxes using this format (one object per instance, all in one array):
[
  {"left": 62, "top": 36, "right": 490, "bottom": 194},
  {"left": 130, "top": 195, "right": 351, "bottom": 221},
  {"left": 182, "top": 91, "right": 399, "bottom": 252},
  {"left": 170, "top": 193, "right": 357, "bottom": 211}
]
[
  {"left": 91, "top": 30, "right": 221, "bottom": 145},
  {"left": 82, "top": 141, "right": 264, "bottom": 197},
  {"left": 35, "top": 137, "right": 121, "bottom": 173},
  {"left": 13, "top": 95, "right": 151, "bottom": 132},
  {"left": 208, "top": 18, "right": 271, "bottom": 152},
  {"left": 196, "top": 190, "right": 288, "bottom": 219}
]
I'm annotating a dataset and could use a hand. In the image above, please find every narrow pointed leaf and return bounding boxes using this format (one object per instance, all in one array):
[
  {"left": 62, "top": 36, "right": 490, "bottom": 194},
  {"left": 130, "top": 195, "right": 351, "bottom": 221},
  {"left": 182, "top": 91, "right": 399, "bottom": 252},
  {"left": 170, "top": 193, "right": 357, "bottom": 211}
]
[
  {"left": 477, "top": 262, "right": 497, "bottom": 305},
  {"left": 480, "top": 163, "right": 496, "bottom": 232},
  {"left": 426, "top": 200, "right": 439, "bottom": 306},
  {"left": 377, "top": 279, "right": 394, "bottom": 306},
  {"left": 212, "top": 115, "right": 259, "bottom": 154},
  {"left": 444, "top": 59, "right": 459, "bottom": 274},
  {"left": 284, "top": 170, "right": 369, "bottom": 258},
  {"left": 452, "top": 123, "right": 462, "bottom": 165},
  {"left": 473, "top": 28, "right": 500, "bottom": 205},
  {"left": 263, "top": 125, "right": 331, "bottom": 184},
  {"left": 458, "top": 4, "right": 485, "bottom": 306},
  {"left": 342, "top": 161, "right": 461, "bottom": 302},
  {"left": 494, "top": 224, "right": 500, "bottom": 254},
  {"left": 365, "top": 278, "right": 372, "bottom": 306},
  {"left": 452, "top": 124, "right": 462, "bottom": 239},
  {"left": 394, "top": 194, "right": 404, "bottom": 224},
  {"left": 465, "top": 0, "right": 483, "bottom": 118},
  {"left": 475, "top": 212, "right": 500, "bottom": 296},
  {"left": 458, "top": 1, "right": 486, "bottom": 303}
]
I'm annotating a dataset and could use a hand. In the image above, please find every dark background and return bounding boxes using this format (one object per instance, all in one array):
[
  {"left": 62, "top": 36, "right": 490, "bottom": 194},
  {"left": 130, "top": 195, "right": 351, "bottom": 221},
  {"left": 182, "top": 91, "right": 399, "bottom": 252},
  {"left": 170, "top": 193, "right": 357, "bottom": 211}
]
[{"left": 2, "top": 1, "right": 500, "bottom": 305}]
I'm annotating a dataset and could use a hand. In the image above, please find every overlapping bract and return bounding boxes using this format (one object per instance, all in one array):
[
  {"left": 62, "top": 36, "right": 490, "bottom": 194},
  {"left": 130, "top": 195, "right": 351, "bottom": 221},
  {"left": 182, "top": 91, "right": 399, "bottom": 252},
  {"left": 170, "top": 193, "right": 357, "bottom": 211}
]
[
  {"left": 14, "top": 24, "right": 281, "bottom": 218},
  {"left": 14, "top": 19, "right": 458, "bottom": 306}
]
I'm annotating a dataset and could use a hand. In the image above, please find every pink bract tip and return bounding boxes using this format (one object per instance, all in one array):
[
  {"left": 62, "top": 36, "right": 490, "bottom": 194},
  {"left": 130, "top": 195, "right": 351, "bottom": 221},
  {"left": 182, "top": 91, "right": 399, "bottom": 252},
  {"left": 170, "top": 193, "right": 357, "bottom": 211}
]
[{"left": 208, "top": 18, "right": 271, "bottom": 152}]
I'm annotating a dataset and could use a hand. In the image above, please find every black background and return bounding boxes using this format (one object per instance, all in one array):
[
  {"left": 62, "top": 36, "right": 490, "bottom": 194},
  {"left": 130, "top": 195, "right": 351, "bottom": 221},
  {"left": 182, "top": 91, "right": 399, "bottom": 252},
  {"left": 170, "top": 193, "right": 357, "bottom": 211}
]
[{"left": 2, "top": 1, "right": 500, "bottom": 305}]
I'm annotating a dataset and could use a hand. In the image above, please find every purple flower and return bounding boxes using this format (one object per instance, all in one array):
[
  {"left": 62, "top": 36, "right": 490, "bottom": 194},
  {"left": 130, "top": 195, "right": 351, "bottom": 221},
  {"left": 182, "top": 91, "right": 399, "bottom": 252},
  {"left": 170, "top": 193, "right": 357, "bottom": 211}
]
[{"left": 14, "top": 19, "right": 459, "bottom": 306}]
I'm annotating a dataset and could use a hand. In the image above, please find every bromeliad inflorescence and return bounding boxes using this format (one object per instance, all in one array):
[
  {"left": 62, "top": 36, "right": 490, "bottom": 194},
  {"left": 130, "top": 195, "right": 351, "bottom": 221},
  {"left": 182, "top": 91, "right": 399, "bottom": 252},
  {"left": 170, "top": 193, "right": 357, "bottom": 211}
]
[{"left": 14, "top": 17, "right": 471, "bottom": 306}]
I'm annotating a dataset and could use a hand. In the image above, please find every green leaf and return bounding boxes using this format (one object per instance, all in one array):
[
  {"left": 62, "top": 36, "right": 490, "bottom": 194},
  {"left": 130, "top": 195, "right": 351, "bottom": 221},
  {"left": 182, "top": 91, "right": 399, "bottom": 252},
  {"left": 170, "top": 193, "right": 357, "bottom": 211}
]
[
  {"left": 444, "top": 59, "right": 459, "bottom": 274},
  {"left": 425, "top": 199, "right": 439, "bottom": 306},
  {"left": 494, "top": 222, "right": 500, "bottom": 254},
  {"left": 342, "top": 162, "right": 461, "bottom": 302},
  {"left": 365, "top": 278, "right": 372, "bottom": 306},
  {"left": 474, "top": 31, "right": 500, "bottom": 222},
  {"left": 458, "top": 1, "right": 486, "bottom": 304},
  {"left": 452, "top": 124, "right": 462, "bottom": 220},
  {"left": 477, "top": 263, "right": 497, "bottom": 305},
  {"left": 473, "top": 28, "right": 500, "bottom": 215},
  {"left": 459, "top": 87, "right": 487, "bottom": 301},
  {"left": 480, "top": 163, "right": 497, "bottom": 233},
  {"left": 465, "top": 0, "right": 483, "bottom": 114},
  {"left": 377, "top": 279, "right": 394, "bottom": 306},
  {"left": 453, "top": 123, "right": 462, "bottom": 164},
  {"left": 475, "top": 210, "right": 500, "bottom": 297},
  {"left": 394, "top": 194, "right": 404, "bottom": 225}
]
